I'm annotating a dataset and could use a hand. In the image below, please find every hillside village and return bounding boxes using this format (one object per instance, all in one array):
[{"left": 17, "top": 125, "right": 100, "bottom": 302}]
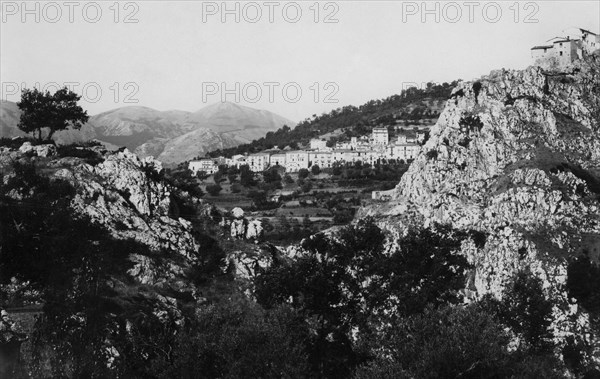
[
  {"left": 189, "top": 126, "right": 426, "bottom": 174},
  {"left": 2, "top": 12, "right": 600, "bottom": 376},
  {"left": 190, "top": 27, "right": 600, "bottom": 177}
]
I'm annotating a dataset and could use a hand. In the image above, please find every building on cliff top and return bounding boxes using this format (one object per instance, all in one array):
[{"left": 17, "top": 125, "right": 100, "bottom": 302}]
[{"left": 531, "top": 28, "right": 599, "bottom": 69}]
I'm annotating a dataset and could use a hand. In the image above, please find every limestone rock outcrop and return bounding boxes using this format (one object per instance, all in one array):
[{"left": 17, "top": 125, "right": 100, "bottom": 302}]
[
  {"left": 51, "top": 149, "right": 202, "bottom": 291},
  {"left": 18, "top": 142, "right": 57, "bottom": 157},
  {"left": 220, "top": 207, "right": 264, "bottom": 241},
  {"left": 360, "top": 54, "right": 600, "bottom": 348}
]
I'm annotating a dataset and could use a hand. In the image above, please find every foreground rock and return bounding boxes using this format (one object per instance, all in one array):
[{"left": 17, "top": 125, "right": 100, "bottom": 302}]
[{"left": 52, "top": 149, "right": 203, "bottom": 291}]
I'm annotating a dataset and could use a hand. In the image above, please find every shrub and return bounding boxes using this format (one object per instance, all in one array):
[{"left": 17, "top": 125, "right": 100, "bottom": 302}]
[
  {"left": 357, "top": 304, "right": 564, "bottom": 379},
  {"left": 567, "top": 255, "right": 600, "bottom": 335},
  {"left": 459, "top": 114, "right": 484, "bottom": 133},
  {"left": 206, "top": 183, "right": 222, "bottom": 196},
  {"left": 301, "top": 181, "right": 313, "bottom": 193},
  {"left": 56, "top": 144, "right": 103, "bottom": 165},
  {"left": 484, "top": 271, "right": 555, "bottom": 354},
  {"left": 469, "top": 230, "right": 487, "bottom": 249},
  {"left": 458, "top": 136, "right": 471, "bottom": 148},
  {"left": 298, "top": 168, "right": 309, "bottom": 179},
  {"left": 150, "top": 301, "right": 310, "bottom": 379},
  {"left": 426, "top": 149, "right": 438, "bottom": 160},
  {"left": 0, "top": 136, "right": 48, "bottom": 148},
  {"left": 164, "top": 169, "right": 204, "bottom": 198},
  {"left": 472, "top": 81, "right": 483, "bottom": 103}
]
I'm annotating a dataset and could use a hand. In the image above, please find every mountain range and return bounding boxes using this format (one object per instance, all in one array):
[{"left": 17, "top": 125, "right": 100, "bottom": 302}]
[{"left": 0, "top": 101, "right": 295, "bottom": 165}]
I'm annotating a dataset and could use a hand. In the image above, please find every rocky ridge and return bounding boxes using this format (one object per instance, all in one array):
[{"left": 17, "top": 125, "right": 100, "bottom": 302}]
[
  {"left": 53, "top": 149, "right": 204, "bottom": 290},
  {"left": 360, "top": 54, "right": 600, "bottom": 348}
]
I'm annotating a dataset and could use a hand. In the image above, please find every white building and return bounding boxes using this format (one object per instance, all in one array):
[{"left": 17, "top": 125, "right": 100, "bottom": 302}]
[
  {"left": 189, "top": 159, "right": 218, "bottom": 174},
  {"left": 270, "top": 153, "right": 286, "bottom": 168},
  {"left": 388, "top": 144, "right": 419, "bottom": 161},
  {"left": 582, "top": 30, "right": 600, "bottom": 53},
  {"left": 364, "top": 151, "right": 381, "bottom": 166},
  {"left": 397, "top": 132, "right": 418, "bottom": 145},
  {"left": 285, "top": 151, "right": 310, "bottom": 172},
  {"left": 309, "top": 151, "right": 334, "bottom": 169},
  {"left": 335, "top": 141, "right": 353, "bottom": 150},
  {"left": 226, "top": 154, "right": 247, "bottom": 168},
  {"left": 310, "top": 138, "right": 328, "bottom": 151},
  {"left": 332, "top": 150, "right": 349, "bottom": 163},
  {"left": 566, "top": 28, "right": 600, "bottom": 54},
  {"left": 372, "top": 127, "right": 389, "bottom": 145},
  {"left": 246, "top": 153, "right": 270, "bottom": 172}
]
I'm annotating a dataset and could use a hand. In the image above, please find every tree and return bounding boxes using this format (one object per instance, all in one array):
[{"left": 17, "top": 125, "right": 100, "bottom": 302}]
[
  {"left": 301, "top": 181, "right": 313, "bottom": 193},
  {"left": 17, "top": 87, "right": 89, "bottom": 141},
  {"left": 355, "top": 305, "right": 564, "bottom": 379},
  {"left": 311, "top": 165, "right": 321, "bottom": 175},
  {"left": 206, "top": 183, "right": 222, "bottom": 196},
  {"left": 196, "top": 171, "right": 209, "bottom": 181},
  {"left": 332, "top": 208, "right": 353, "bottom": 224},
  {"left": 240, "top": 165, "right": 256, "bottom": 187},
  {"left": 503, "top": 272, "right": 555, "bottom": 353},
  {"left": 150, "top": 301, "right": 310, "bottom": 379},
  {"left": 332, "top": 165, "right": 342, "bottom": 176},
  {"left": 302, "top": 215, "right": 313, "bottom": 228},
  {"left": 254, "top": 219, "right": 471, "bottom": 378},
  {"left": 213, "top": 171, "right": 224, "bottom": 183},
  {"left": 263, "top": 167, "right": 282, "bottom": 184},
  {"left": 164, "top": 169, "right": 204, "bottom": 198},
  {"left": 482, "top": 271, "right": 555, "bottom": 354},
  {"left": 298, "top": 168, "right": 309, "bottom": 179}
]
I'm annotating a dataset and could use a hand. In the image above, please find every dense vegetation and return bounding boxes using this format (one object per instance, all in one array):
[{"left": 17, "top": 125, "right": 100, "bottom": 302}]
[{"left": 208, "top": 82, "right": 456, "bottom": 158}]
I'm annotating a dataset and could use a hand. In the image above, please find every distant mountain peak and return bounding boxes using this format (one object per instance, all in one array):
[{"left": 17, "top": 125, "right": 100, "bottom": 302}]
[{"left": 0, "top": 100, "right": 293, "bottom": 164}]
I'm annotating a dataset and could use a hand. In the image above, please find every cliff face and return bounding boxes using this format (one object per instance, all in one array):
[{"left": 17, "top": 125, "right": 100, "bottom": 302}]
[
  {"left": 53, "top": 150, "right": 204, "bottom": 291},
  {"left": 2, "top": 145, "right": 213, "bottom": 299},
  {"left": 361, "top": 54, "right": 600, "bottom": 343}
]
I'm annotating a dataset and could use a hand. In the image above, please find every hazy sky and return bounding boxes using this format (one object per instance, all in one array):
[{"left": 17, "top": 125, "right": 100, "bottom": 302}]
[{"left": 1, "top": 1, "right": 599, "bottom": 122}]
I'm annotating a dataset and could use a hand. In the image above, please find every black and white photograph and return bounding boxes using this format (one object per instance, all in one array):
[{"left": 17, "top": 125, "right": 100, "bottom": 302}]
[{"left": 1, "top": 1, "right": 600, "bottom": 377}]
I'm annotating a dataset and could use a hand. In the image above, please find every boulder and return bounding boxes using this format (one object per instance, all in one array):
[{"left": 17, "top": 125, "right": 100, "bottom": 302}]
[
  {"left": 245, "top": 219, "right": 263, "bottom": 240},
  {"left": 33, "top": 144, "right": 57, "bottom": 157},
  {"left": 231, "top": 207, "right": 244, "bottom": 219}
]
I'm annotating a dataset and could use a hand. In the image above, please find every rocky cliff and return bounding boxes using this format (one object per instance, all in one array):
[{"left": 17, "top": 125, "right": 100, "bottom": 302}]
[
  {"left": 54, "top": 149, "right": 206, "bottom": 290},
  {"left": 361, "top": 53, "right": 600, "bottom": 347}
]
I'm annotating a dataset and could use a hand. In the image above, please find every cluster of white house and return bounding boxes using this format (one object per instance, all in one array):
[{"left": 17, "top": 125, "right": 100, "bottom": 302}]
[
  {"left": 531, "top": 28, "right": 599, "bottom": 68},
  {"left": 189, "top": 127, "right": 424, "bottom": 174}
]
